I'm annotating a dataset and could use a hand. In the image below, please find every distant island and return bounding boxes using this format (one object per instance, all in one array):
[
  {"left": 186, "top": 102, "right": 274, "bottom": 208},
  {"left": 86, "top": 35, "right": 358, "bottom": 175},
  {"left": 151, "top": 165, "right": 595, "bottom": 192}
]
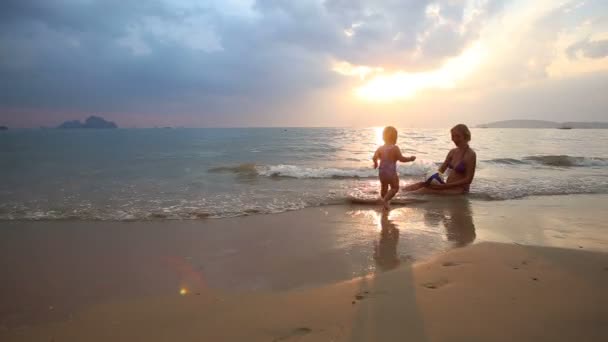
[
  {"left": 57, "top": 116, "right": 118, "bottom": 129},
  {"left": 0, "top": 126, "right": 8, "bottom": 130},
  {"left": 477, "top": 120, "right": 608, "bottom": 129}
]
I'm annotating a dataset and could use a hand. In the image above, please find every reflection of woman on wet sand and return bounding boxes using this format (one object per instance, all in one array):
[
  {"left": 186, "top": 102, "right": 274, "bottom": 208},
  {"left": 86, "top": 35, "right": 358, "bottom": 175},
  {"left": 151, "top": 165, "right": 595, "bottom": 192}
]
[
  {"left": 373, "top": 211, "right": 401, "bottom": 271},
  {"left": 423, "top": 198, "right": 476, "bottom": 247}
]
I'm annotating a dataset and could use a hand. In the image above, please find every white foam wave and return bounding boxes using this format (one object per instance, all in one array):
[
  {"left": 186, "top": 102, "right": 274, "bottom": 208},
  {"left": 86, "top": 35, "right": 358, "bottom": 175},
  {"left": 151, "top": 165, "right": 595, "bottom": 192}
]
[
  {"left": 485, "top": 155, "right": 608, "bottom": 167},
  {"left": 256, "top": 163, "right": 432, "bottom": 179}
]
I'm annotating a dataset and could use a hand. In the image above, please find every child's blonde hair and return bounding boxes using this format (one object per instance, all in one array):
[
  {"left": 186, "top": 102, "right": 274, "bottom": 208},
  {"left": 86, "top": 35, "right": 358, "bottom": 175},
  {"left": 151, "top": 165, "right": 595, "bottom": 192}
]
[{"left": 383, "top": 126, "right": 398, "bottom": 144}]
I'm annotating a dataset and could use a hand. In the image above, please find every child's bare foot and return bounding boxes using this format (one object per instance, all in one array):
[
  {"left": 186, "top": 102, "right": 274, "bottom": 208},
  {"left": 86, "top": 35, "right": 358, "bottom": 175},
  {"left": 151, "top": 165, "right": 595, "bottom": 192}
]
[{"left": 383, "top": 200, "right": 391, "bottom": 211}]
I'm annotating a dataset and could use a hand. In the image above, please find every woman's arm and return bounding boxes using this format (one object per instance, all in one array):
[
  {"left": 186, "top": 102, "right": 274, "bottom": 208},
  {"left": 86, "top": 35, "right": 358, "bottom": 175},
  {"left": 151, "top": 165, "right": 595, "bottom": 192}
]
[{"left": 438, "top": 150, "right": 453, "bottom": 174}]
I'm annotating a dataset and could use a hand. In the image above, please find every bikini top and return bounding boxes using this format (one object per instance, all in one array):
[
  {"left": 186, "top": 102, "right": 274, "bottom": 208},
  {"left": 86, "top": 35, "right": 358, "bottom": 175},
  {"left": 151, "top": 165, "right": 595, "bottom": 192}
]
[{"left": 448, "top": 147, "right": 468, "bottom": 174}]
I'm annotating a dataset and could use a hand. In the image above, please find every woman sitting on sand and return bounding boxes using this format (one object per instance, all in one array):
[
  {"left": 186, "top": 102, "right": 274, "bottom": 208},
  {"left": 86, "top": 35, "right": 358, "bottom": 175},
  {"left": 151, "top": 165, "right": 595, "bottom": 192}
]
[{"left": 404, "top": 124, "right": 476, "bottom": 195}]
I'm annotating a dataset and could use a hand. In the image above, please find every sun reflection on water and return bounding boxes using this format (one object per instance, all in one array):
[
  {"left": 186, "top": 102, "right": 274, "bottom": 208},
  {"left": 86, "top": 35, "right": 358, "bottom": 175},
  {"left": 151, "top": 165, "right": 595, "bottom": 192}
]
[{"left": 373, "top": 127, "right": 384, "bottom": 147}]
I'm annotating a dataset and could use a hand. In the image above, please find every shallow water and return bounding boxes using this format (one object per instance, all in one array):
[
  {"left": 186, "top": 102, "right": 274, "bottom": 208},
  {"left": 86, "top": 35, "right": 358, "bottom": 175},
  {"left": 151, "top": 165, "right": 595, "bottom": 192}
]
[{"left": 1, "top": 127, "right": 607, "bottom": 220}]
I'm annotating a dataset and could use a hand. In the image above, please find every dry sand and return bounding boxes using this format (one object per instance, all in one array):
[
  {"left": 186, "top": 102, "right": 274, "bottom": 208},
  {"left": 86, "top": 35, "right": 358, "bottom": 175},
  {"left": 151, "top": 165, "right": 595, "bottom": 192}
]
[{"left": 2, "top": 242, "right": 607, "bottom": 342}]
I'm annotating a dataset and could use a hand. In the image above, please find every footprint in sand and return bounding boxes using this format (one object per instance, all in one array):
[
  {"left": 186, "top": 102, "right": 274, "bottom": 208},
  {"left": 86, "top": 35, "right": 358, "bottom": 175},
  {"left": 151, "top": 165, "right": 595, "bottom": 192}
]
[
  {"left": 422, "top": 279, "right": 449, "bottom": 289},
  {"left": 442, "top": 261, "right": 460, "bottom": 267},
  {"left": 354, "top": 291, "right": 370, "bottom": 301},
  {"left": 273, "top": 327, "right": 312, "bottom": 341},
  {"left": 352, "top": 290, "right": 388, "bottom": 303}
]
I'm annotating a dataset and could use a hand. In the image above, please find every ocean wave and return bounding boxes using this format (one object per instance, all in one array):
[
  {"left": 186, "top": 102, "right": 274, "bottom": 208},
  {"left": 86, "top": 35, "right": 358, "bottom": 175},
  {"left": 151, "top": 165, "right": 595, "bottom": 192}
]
[
  {"left": 468, "top": 188, "right": 608, "bottom": 201},
  {"left": 2, "top": 184, "right": 608, "bottom": 222},
  {"left": 464, "top": 176, "right": 608, "bottom": 200},
  {"left": 209, "top": 163, "right": 433, "bottom": 179},
  {"left": 524, "top": 155, "right": 608, "bottom": 167},
  {"left": 485, "top": 155, "right": 608, "bottom": 167},
  {"left": 349, "top": 176, "right": 608, "bottom": 201},
  {"left": 483, "top": 158, "right": 527, "bottom": 165},
  {"left": 0, "top": 199, "right": 312, "bottom": 221},
  {"left": 4, "top": 168, "right": 608, "bottom": 222},
  {"left": 208, "top": 163, "right": 258, "bottom": 175}
]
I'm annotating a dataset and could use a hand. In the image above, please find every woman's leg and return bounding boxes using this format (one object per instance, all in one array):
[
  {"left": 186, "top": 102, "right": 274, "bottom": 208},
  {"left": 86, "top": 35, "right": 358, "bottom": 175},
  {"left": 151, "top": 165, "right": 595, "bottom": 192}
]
[
  {"left": 411, "top": 187, "right": 465, "bottom": 195},
  {"left": 403, "top": 181, "right": 426, "bottom": 192}
]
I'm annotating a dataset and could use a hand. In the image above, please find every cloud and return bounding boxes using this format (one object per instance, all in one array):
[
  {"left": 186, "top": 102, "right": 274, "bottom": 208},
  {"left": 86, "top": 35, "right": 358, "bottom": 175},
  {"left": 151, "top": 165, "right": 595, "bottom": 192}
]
[
  {"left": 567, "top": 38, "right": 608, "bottom": 59},
  {"left": 0, "top": 1, "right": 502, "bottom": 112},
  {"left": 0, "top": 0, "right": 606, "bottom": 127}
]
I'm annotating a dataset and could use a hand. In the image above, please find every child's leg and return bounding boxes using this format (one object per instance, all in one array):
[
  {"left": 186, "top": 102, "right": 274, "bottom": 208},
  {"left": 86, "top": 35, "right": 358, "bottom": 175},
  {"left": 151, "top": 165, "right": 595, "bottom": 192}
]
[
  {"left": 380, "top": 181, "right": 389, "bottom": 199},
  {"left": 383, "top": 176, "right": 400, "bottom": 202}
]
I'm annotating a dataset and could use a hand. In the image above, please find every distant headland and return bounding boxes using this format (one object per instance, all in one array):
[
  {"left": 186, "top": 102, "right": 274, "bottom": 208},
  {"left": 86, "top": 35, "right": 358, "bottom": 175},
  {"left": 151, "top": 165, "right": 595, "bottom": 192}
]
[
  {"left": 57, "top": 116, "right": 118, "bottom": 129},
  {"left": 477, "top": 120, "right": 608, "bottom": 129}
]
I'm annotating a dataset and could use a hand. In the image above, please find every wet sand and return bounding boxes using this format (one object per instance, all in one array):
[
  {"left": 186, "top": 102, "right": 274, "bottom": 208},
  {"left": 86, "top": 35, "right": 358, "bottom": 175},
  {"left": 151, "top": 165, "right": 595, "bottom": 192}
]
[
  {"left": 1, "top": 194, "right": 607, "bottom": 341},
  {"left": 2, "top": 242, "right": 607, "bottom": 341}
]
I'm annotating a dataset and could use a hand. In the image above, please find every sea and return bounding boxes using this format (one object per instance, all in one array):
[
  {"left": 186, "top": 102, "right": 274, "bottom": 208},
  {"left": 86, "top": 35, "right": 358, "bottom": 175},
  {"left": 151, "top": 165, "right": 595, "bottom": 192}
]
[{"left": 1, "top": 127, "right": 607, "bottom": 221}]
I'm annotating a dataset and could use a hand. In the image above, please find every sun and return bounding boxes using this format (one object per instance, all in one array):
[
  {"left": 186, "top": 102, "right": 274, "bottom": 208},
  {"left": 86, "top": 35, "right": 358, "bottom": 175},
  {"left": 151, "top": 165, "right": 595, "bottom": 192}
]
[
  {"left": 356, "top": 72, "right": 441, "bottom": 102},
  {"left": 353, "top": 42, "right": 485, "bottom": 102}
]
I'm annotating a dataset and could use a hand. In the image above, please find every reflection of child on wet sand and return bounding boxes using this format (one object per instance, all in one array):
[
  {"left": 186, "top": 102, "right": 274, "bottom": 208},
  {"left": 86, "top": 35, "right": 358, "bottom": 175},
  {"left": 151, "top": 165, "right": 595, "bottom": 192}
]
[
  {"left": 373, "top": 126, "right": 416, "bottom": 210},
  {"left": 374, "top": 211, "right": 401, "bottom": 271}
]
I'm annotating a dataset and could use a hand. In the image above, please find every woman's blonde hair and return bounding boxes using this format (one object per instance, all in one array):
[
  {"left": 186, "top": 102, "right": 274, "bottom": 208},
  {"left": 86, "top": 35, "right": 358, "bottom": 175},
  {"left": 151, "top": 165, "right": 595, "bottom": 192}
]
[
  {"left": 383, "top": 126, "right": 398, "bottom": 144},
  {"left": 451, "top": 124, "right": 471, "bottom": 142}
]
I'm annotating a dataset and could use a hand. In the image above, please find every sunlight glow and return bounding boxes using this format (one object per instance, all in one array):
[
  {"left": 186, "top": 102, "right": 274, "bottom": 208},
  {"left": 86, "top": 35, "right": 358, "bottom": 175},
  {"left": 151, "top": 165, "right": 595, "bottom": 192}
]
[
  {"left": 333, "top": 61, "right": 384, "bottom": 80},
  {"left": 354, "top": 42, "right": 486, "bottom": 102},
  {"left": 374, "top": 126, "right": 384, "bottom": 146}
]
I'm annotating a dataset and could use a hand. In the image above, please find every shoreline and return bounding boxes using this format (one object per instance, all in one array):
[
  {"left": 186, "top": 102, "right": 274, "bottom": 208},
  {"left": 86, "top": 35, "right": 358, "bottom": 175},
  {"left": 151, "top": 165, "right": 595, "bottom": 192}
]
[{"left": 2, "top": 192, "right": 608, "bottom": 222}]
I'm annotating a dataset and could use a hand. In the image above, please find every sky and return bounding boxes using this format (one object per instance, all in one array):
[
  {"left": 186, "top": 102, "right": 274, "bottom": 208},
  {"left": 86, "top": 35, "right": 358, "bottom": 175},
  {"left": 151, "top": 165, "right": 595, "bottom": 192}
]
[{"left": 1, "top": 0, "right": 607, "bottom": 128}]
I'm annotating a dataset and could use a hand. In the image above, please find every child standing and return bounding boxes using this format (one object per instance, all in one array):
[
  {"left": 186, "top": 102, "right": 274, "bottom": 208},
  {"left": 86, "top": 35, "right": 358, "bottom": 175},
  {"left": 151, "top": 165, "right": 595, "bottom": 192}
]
[{"left": 373, "top": 126, "right": 416, "bottom": 210}]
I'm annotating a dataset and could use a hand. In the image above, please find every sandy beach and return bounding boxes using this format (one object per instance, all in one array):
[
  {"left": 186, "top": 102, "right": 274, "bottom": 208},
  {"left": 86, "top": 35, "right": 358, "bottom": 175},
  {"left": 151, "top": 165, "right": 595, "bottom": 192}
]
[
  {"left": 1, "top": 194, "right": 608, "bottom": 341},
  {"left": 4, "top": 0, "right": 608, "bottom": 340}
]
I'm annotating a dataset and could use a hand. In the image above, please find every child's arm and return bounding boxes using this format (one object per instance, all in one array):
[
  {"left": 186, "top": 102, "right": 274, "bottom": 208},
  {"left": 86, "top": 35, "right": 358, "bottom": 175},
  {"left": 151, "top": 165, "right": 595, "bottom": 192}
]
[
  {"left": 372, "top": 148, "right": 380, "bottom": 169},
  {"left": 395, "top": 146, "right": 416, "bottom": 163}
]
